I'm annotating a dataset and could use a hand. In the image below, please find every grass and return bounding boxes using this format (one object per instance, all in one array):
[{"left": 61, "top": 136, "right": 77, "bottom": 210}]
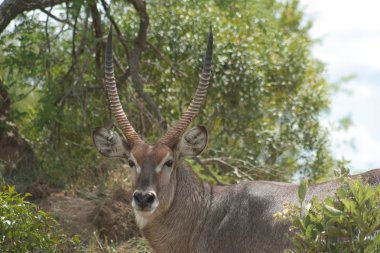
[{"left": 82, "top": 232, "right": 151, "bottom": 253}]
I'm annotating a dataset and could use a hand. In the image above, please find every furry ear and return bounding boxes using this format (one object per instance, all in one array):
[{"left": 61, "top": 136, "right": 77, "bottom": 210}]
[
  {"left": 178, "top": 126, "right": 208, "bottom": 157},
  {"left": 93, "top": 127, "right": 129, "bottom": 158}
]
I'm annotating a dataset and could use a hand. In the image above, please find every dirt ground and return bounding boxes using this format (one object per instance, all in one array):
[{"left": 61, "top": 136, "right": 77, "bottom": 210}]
[{"left": 27, "top": 184, "right": 140, "bottom": 245}]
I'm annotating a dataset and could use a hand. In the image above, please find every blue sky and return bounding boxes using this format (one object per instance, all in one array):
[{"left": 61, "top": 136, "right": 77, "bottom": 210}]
[{"left": 301, "top": 0, "right": 380, "bottom": 173}]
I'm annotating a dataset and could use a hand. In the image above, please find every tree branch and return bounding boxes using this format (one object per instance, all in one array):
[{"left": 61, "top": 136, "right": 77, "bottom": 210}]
[
  {"left": 128, "top": 0, "right": 149, "bottom": 58},
  {"left": 101, "top": 0, "right": 168, "bottom": 134},
  {"left": 0, "top": 0, "right": 70, "bottom": 34},
  {"left": 192, "top": 157, "right": 224, "bottom": 185},
  {"left": 202, "top": 157, "right": 254, "bottom": 181},
  {"left": 146, "top": 41, "right": 189, "bottom": 78},
  {"left": 39, "top": 8, "right": 73, "bottom": 26},
  {"left": 100, "top": 0, "right": 130, "bottom": 59},
  {"left": 0, "top": 79, "right": 11, "bottom": 124},
  {"left": 112, "top": 54, "right": 131, "bottom": 85},
  {"left": 89, "top": 1, "right": 103, "bottom": 82},
  {"left": 13, "top": 81, "right": 40, "bottom": 104},
  {"left": 128, "top": 0, "right": 167, "bottom": 133}
]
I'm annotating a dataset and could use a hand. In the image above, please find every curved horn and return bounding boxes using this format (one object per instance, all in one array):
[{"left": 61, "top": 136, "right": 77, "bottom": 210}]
[
  {"left": 104, "top": 27, "right": 142, "bottom": 145},
  {"left": 160, "top": 27, "right": 213, "bottom": 147}
]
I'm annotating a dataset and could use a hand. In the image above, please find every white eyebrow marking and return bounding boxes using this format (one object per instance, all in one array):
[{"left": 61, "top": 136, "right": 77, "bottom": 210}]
[
  {"left": 155, "top": 153, "right": 172, "bottom": 173},
  {"left": 130, "top": 154, "right": 141, "bottom": 174}
]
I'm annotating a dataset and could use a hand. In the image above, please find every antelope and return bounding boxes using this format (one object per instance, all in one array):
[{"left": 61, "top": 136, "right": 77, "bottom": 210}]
[{"left": 93, "top": 27, "right": 380, "bottom": 253}]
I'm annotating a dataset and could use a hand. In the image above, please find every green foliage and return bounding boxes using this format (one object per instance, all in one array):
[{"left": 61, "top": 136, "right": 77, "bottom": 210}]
[
  {"left": 0, "top": 0, "right": 336, "bottom": 185},
  {"left": 0, "top": 186, "right": 76, "bottom": 252},
  {"left": 144, "top": 0, "right": 334, "bottom": 182},
  {"left": 277, "top": 174, "right": 380, "bottom": 253}
]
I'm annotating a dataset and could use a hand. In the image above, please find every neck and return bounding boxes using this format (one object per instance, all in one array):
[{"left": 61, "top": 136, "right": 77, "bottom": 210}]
[{"left": 141, "top": 161, "right": 212, "bottom": 252}]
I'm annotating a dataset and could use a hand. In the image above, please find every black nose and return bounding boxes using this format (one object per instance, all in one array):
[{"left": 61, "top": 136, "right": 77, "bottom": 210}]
[{"left": 133, "top": 191, "right": 156, "bottom": 209}]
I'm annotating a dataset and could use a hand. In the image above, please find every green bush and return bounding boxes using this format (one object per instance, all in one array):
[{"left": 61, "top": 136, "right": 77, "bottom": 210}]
[
  {"left": 0, "top": 0, "right": 335, "bottom": 186},
  {"left": 0, "top": 186, "right": 76, "bottom": 252},
  {"left": 276, "top": 172, "right": 380, "bottom": 253}
]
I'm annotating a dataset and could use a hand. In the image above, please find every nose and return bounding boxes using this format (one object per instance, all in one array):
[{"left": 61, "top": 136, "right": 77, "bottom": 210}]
[{"left": 133, "top": 191, "right": 156, "bottom": 209}]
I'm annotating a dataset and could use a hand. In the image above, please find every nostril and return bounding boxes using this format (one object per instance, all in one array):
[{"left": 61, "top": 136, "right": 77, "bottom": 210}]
[
  {"left": 133, "top": 191, "right": 156, "bottom": 208},
  {"left": 145, "top": 193, "right": 155, "bottom": 204},
  {"left": 133, "top": 192, "right": 144, "bottom": 204}
]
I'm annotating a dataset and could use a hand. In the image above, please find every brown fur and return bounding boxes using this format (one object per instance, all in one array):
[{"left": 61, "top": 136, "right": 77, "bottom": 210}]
[
  {"left": 140, "top": 158, "right": 380, "bottom": 253},
  {"left": 93, "top": 126, "right": 380, "bottom": 253}
]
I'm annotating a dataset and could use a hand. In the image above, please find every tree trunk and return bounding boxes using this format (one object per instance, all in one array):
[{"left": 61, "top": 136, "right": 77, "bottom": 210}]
[{"left": 0, "top": 80, "right": 39, "bottom": 186}]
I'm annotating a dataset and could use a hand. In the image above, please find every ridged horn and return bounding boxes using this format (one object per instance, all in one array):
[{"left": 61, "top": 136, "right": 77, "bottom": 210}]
[
  {"left": 104, "top": 26, "right": 142, "bottom": 145},
  {"left": 160, "top": 26, "right": 213, "bottom": 147}
]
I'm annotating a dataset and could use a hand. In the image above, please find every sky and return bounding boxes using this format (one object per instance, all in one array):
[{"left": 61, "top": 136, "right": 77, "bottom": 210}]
[{"left": 301, "top": 0, "right": 380, "bottom": 173}]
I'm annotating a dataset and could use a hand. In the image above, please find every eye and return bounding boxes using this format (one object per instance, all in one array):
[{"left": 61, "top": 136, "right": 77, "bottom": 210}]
[
  {"left": 128, "top": 160, "right": 135, "bottom": 167},
  {"left": 164, "top": 160, "right": 173, "bottom": 167}
]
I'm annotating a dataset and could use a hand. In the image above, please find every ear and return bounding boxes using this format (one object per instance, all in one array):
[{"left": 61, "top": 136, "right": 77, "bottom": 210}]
[
  {"left": 92, "top": 127, "right": 129, "bottom": 158},
  {"left": 178, "top": 126, "right": 208, "bottom": 157}
]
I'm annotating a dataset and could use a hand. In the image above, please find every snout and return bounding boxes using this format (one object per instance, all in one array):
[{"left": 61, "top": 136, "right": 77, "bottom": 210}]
[{"left": 132, "top": 190, "right": 158, "bottom": 211}]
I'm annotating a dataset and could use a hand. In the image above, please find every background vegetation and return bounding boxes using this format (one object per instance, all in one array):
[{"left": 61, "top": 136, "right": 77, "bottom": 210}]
[
  {"left": 0, "top": 0, "right": 351, "bottom": 251},
  {"left": 276, "top": 168, "right": 380, "bottom": 253},
  {"left": 0, "top": 0, "right": 336, "bottom": 187},
  {"left": 0, "top": 186, "right": 76, "bottom": 252}
]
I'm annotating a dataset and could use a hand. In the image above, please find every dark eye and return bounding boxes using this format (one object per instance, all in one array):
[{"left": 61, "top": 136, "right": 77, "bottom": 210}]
[
  {"left": 164, "top": 160, "right": 173, "bottom": 167},
  {"left": 128, "top": 160, "right": 135, "bottom": 167}
]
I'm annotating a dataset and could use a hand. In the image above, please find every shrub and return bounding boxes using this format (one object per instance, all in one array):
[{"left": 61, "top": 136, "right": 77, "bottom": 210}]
[
  {"left": 0, "top": 186, "right": 76, "bottom": 252},
  {"left": 276, "top": 171, "right": 380, "bottom": 253}
]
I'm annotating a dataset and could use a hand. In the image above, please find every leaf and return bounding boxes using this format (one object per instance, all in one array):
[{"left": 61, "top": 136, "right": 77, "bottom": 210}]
[
  {"left": 298, "top": 179, "right": 308, "bottom": 203},
  {"left": 340, "top": 199, "right": 357, "bottom": 213},
  {"left": 324, "top": 204, "right": 343, "bottom": 216},
  {"left": 305, "top": 224, "right": 316, "bottom": 239}
]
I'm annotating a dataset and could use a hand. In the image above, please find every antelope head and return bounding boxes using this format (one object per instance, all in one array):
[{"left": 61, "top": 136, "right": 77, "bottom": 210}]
[{"left": 93, "top": 27, "right": 212, "bottom": 219}]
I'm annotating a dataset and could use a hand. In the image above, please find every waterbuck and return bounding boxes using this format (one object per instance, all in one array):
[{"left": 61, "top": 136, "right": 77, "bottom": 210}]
[{"left": 93, "top": 27, "right": 380, "bottom": 253}]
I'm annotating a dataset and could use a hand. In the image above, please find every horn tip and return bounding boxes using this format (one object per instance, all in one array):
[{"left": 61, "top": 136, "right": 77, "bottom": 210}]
[
  {"left": 105, "top": 25, "right": 113, "bottom": 60},
  {"left": 107, "top": 25, "right": 112, "bottom": 43},
  {"left": 206, "top": 25, "right": 213, "bottom": 56}
]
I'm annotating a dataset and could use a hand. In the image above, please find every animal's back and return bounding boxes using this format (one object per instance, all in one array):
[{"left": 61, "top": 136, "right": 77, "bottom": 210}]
[
  {"left": 191, "top": 169, "right": 380, "bottom": 253},
  {"left": 193, "top": 181, "right": 298, "bottom": 253}
]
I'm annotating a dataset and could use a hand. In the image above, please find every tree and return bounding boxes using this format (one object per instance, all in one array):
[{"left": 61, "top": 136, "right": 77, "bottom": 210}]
[
  {"left": 0, "top": 0, "right": 70, "bottom": 33},
  {"left": 0, "top": 78, "right": 39, "bottom": 186},
  {"left": 0, "top": 0, "right": 335, "bottom": 186}
]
